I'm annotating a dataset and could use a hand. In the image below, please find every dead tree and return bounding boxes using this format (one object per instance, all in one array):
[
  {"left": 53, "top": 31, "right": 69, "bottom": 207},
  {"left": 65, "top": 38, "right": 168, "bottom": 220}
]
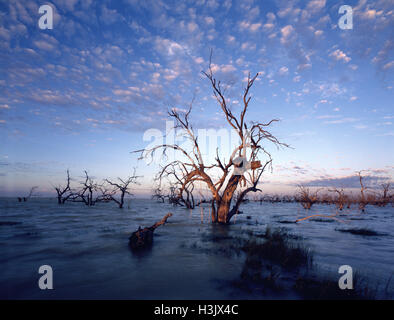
[
  {"left": 68, "top": 171, "right": 98, "bottom": 206},
  {"left": 54, "top": 170, "right": 73, "bottom": 204},
  {"left": 156, "top": 162, "right": 196, "bottom": 209},
  {"left": 297, "top": 185, "right": 320, "bottom": 209},
  {"left": 18, "top": 186, "right": 38, "bottom": 202},
  {"left": 105, "top": 170, "right": 140, "bottom": 208},
  {"left": 129, "top": 213, "right": 173, "bottom": 250},
  {"left": 378, "top": 183, "right": 391, "bottom": 207},
  {"left": 356, "top": 171, "right": 367, "bottom": 211},
  {"left": 152, "top": 186, "right": 166, "bottom": 203},
  {"left": 135, "top": 58, "right": 287, "bottom": 224},
  {"left": 328, "top": 188, "right": 346, "bottom": 210}
]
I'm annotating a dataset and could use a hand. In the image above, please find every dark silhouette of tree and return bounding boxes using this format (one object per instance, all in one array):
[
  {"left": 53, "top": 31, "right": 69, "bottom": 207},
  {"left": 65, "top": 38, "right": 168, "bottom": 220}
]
[
  {"left": 105, "top": 169, "right": 140, "bottom": 208},
  {"left": 54, "top": 170, "right": 73, "bottom": 204},
  {"left": 18, "top": 186, "right": 38, "bottom": 202}
]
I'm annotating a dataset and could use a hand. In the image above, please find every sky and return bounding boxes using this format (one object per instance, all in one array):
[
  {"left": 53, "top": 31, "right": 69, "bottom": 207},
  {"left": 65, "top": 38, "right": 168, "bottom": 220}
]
[{"left": 0, "top": 0, "right": 393, "bottom": 197}]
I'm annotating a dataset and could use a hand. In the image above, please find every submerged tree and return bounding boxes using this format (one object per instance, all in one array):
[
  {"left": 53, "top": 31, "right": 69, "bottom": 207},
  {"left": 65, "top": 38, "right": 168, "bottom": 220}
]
[
  {"left": 328, "top": 188, "right": 346, "bottom": 210},
  {"left": 68, "top": 171, "right": 100, "bottom": 206},
  {"left": 136, "top": 60, "right": 288, "bottom": 224},
  {"left": 18, "top": 186, "right": 38, "bottom": 202},
  {"left": 105, "top": 169, "right": 140, "bottom": 208},
  {"left": 297, "top": 185, "right": 320, "bottom": 210},
  {"left": 356, "top": 170, "right": 368, "bottom": 211},
  {"left": 156, "top": 162, "right": 196, "bottom": 209},
  {"left": 54, "top": 170, "right": 73, "bottom": 204}
]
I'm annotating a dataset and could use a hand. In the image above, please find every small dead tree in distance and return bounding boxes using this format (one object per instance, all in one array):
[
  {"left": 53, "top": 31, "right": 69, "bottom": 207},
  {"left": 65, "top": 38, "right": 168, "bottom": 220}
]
[
  {"left": 356, "top": 170, "right": 367, "bottom": 211},
  {"left": 18, "top": 186, "right": 39, "bottom": 202},
  {"left": 296, "top": 185, "right": 320, "bottom": 210},
  {"left": 135, "top": 59, "right": 288, "bottom": 224},
  {"left": 328, "top": 188, "right": 346, "bottom": 210},
  {"left": 54, "top": 169, "right": 73, "bottom": 204},
  {"left": 155, "top": 162, "right": 196, "bottom": 209},
  {"left": 105, "top": 169, "right": 141, "bottom": 208}
]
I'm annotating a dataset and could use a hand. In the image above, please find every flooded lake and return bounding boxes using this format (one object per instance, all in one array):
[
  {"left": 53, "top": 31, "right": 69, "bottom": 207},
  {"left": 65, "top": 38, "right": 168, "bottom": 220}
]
[{"left": 1, "top": 198, "right": 393, "bottom": 299}]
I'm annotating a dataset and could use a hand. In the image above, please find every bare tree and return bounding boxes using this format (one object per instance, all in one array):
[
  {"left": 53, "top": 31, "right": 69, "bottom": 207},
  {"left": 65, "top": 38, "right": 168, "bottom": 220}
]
[
  {"left": 356, "top": 170, "right": 367, "bottom": 211},
  {"left": 18, "top": 186, "right": 38, "bottom": 202},
  {"left": 155, "top": 162, "right": 196, "bottom": 209},
  {"left": 379, "top": 183, "right": 391, "bottom": 206},
  {"left": 105, "top": 170, "right": 140, "bottom": 208},
  {"left": 297, "top": 185, "right": 320, "bottom": 210},
  {"left": 54, "top": 170, "right": 73, "bottom": 204},
  {"left": 135, "top": 58, "right": 288, "bottom": 224},
  {"left": 152, "top": 186, "right": 166, "bottom": 203},
  {"left": 67, "top": 171, "right": 98, "bottom": 206},
  {"left": 328, "top": 188, "right": 346, "bottom": 210}
]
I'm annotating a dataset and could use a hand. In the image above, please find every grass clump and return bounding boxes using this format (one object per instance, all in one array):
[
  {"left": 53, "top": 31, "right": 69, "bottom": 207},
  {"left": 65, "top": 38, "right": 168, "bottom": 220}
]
[{"left": 241, "top": 227, "right": 313, "bottom": 271}]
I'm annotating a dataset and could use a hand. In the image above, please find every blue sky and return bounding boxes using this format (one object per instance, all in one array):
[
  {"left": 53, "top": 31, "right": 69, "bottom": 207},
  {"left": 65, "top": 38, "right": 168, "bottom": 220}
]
[{"left": 0, "top": 0, "right": 393, "bottom": 196}]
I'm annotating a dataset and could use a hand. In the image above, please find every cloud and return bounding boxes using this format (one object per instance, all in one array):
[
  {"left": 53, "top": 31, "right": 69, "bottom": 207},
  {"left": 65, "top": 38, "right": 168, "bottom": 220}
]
[
  {"left": 324, "top": 117, "right": 359, "bottom": 124},
  {"left": 303, "top": 174, "right": 392, "bottom": 189},
  {"left": 205, "top": 16, "right": 214, "bottom": 25},
  {"left": 154, "top": 37, "right": 185, "bottom": 56},
  {"left": 280, "top": 25, "right": 295, "bottom": 44},
  {"left": 306, "top": 0, "right": 326, "bottom": 13},
  {"left": 187, "top": 21, "right": 198, "bottom": 32},
  {"left": 278, "top": 66, "right": 289, "bottom": 75},
  {"left": 239, "top": 21, "right": 262, "bottom": 32},
  {"left": 329, "top": 49, "right": 351, "bottom": 63}
]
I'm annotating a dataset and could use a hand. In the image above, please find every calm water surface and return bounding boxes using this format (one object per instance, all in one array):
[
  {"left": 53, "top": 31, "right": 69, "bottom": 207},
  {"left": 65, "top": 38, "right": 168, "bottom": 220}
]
[{"left": 1, "top": 198, "right": 393, "bottom": 299}]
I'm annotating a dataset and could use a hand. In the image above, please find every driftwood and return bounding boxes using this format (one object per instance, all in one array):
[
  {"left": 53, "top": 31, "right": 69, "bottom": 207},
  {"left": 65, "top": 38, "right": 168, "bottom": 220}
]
[{"left": 129, "top": 213, "right": 173, "bottom": 250}]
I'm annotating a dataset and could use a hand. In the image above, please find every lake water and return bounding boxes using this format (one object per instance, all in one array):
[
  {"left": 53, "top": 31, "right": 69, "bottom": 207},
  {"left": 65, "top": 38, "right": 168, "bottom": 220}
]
[{"left": 0, "top": 198, "right": 393, "bottom": 299}]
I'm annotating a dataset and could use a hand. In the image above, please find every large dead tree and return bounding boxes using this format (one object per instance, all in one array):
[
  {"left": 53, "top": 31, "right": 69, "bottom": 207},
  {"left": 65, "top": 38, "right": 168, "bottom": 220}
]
[
  {"left": 105, "top": 170, "right": 140, "bottom": 208},
  {"left": 136, "top": 60, "right": 288, "bottom": 224}
]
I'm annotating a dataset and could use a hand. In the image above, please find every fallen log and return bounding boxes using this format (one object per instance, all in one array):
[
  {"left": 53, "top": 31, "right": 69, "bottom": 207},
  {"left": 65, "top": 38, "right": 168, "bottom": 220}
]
[{"left": 129, "top": 213, "right": 173, "bottom": 250}]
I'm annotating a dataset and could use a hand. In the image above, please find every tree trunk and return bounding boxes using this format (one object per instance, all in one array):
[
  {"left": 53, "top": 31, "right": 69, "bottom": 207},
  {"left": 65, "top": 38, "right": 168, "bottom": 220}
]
[
  {"left": 119, "top": 192, "right": 125, "bottom": 209},
  {"left": 216, "top": 175, "right": 241, "bottom": 224}
]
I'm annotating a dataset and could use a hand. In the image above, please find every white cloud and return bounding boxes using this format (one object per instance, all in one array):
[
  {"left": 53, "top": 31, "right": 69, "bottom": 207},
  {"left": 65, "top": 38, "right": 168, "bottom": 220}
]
[
  {"left": 278, "top": 66, "right": 289, "bottom": 75},
  {"left": 280, "top": 25, "right": 295, "bottom": 44},
  {"left": 306, "top": 0, "right": 326, "bottom": 13},
  {"left": 204, "top": 16, "right": 214, "bottom": 25},
  {"left": 239, "top": 21, "right": 262, "bottom": 32},
  {"left": 329, "top": 49, "right": 351, "bottom": 63},
  {"left": 187, "top": 21, "right": 198, "bottom": 32},
  {"left": 324, "top": 117, "right": 359, "bottom": 124}
]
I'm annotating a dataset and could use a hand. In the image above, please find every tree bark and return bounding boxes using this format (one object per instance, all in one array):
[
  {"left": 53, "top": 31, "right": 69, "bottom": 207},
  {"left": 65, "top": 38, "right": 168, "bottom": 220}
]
[{"left": 216, "top": 175, "right": 241, "bottom": 223}]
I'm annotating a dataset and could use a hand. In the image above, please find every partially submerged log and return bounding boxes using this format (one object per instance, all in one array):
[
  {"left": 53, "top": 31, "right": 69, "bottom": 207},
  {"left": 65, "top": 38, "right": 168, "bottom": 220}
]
[{"left": 128, "top": 213, "right": 173, "bottom": 250}]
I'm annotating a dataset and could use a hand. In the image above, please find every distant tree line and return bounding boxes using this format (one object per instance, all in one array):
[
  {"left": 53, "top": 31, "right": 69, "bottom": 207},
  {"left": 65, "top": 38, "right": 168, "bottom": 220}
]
[
  {"left": 152, "top": 170, "right": 393, "bottom": 217},
  {"left": 53, "top": 169, "right": 141, "bottom": 208}
]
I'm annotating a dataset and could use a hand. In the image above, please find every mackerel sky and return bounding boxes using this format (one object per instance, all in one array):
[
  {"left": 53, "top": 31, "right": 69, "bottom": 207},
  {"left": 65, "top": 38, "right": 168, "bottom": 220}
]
[{"left": 0, "top": 0, "right": 393, "bottom": 196}]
